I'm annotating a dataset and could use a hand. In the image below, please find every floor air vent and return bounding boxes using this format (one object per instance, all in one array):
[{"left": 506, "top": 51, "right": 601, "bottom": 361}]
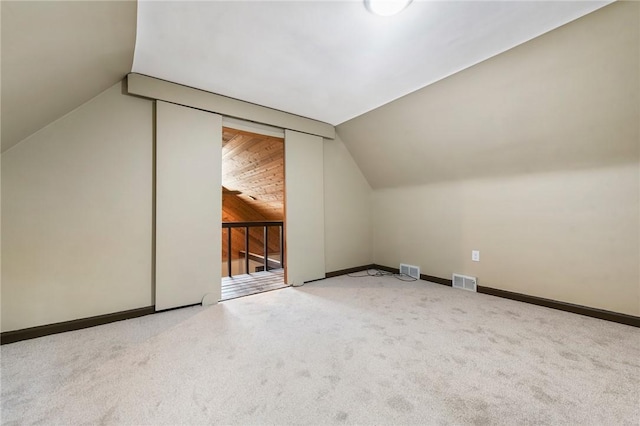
[
  {"left": 400, "top": 264, "right": 420, "bottom": 279},
  {"left": 452, "top": 274, "right": 477, "bottom": 292}
]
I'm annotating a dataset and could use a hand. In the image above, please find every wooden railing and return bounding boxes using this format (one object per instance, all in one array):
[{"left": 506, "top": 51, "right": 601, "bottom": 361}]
[{"left": 222, "top": 221, "right": 284, "bottom": 277}]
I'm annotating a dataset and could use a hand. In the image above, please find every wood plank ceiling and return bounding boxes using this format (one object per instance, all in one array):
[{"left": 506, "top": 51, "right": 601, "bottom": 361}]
[
  {"left": 221, "top": 127, "right": 284, "bottom": 262},
  {"left": 222, "top": 127, "right": 284, "bottom": 220}
]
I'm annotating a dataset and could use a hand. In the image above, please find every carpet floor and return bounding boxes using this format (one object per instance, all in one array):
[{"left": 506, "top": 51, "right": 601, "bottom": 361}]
[{"left": 1, "top": 274, "right": 639, "bottom": 425}]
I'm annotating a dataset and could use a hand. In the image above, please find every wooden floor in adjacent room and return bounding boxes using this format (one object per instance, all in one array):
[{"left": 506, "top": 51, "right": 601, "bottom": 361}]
[{"left": 221, "top": 269, "right": 287, "bottom": 301}]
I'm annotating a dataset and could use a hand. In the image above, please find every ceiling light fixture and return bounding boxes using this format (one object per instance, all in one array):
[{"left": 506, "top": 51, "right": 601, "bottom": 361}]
[{"left": 365, "top": 0, "right": 413, "bottom": 17}]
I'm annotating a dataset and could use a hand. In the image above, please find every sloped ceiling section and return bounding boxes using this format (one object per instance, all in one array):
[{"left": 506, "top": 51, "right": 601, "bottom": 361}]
[
  {"left": 133, "top": 0, "right": 609, "bottom": 127},
  {"left": 1, "top": 1, "right": 137, "bottom": 152},
  {"left": 222, "top": 128, "right": 284, "bottom": 220},
  {"left": 336, "top": 1, "right": 639, "bottom": 189}
]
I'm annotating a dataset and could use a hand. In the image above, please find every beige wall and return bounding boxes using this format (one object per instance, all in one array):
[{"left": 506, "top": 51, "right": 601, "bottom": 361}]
[
  {"left": 324, "top": 135, "right": 372, "bottom": 272},
  {"left": 339, "top": 2, "right": 639, "bottom": 315},
  {"left": 1, "top": 79, "right": 374, "bottom": 330},
  {"left": 1, "top": 82, "right": 153, "bottom": 332},
  {"left": 1, "top": 75, "right": 374, "bottom": 330},
  {"left": 373, "top": 164, "right": 639, "bottom": 315}
]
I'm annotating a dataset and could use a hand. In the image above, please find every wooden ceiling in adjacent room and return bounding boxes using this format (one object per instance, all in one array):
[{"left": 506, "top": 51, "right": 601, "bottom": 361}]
[{"left": 222, "top": 127, "right": 284, "bottom": 220}]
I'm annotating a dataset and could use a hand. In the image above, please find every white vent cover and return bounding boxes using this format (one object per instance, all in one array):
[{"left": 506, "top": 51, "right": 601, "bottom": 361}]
[
  {"left": 400, "top": 264, "right": 420, "bottom": 279},
  {"left": 452, "top": 274, "right": 477, "bottom": 292}
]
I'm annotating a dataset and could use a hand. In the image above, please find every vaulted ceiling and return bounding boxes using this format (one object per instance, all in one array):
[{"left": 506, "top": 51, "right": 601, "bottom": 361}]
[
  {"left": 2, "top": 1, "right": 611, "bottom": 154},
  {"left": 1, "top": 1, "right": 137, "bottom": 152},
  {"left": 337, "top": 2, "right": 637, "bottom": 188},
  {"left": 132, "top": 0, "right": 610, "bottom": 126}
]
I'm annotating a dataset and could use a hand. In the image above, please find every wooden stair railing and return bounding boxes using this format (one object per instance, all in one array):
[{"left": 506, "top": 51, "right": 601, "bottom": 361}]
[{"left": 222, "top": 221, "right": 284, "bottom": 277}]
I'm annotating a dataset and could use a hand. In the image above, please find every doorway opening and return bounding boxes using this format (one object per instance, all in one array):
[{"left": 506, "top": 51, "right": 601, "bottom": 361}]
[{"left": 220, "top": 126, "right": 286, "bottom": 300}]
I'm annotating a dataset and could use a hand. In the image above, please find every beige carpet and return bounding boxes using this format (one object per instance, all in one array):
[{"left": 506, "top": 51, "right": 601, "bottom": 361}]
[{"left": 1, "top": 274, "right": 639, "bottom": 425}]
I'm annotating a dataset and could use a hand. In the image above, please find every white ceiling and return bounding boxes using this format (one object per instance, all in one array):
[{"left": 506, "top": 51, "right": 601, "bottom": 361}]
[{"left": 132, "top": 1, "right": 610, "bottom": 126}]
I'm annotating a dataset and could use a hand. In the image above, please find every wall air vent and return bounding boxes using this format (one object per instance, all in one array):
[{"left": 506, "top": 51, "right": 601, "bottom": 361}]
[
  {"left": 400, "top": 264, "right": 420, "bottom": 279},
  {"left": 452, "top": 274, "right": 477, "bottom": 292}
]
